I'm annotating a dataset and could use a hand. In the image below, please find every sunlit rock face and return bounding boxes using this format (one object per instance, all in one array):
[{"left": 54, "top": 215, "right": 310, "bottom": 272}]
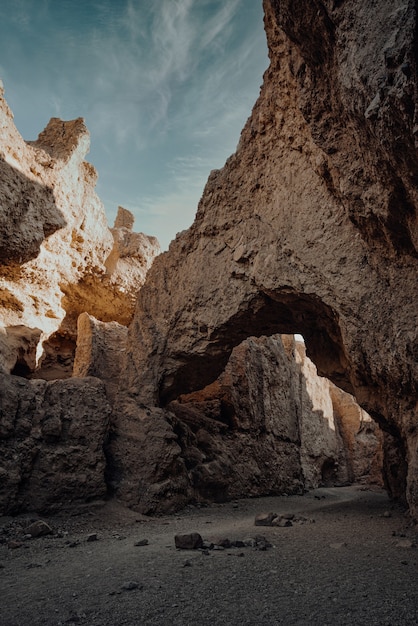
[
  {"left": 0, "top": 82, "right": 160, "bottom": 377},
  {"left": 0, "top": 85, "right": 160, "bottom": 514},
  {"left": 120, "top": 0, "right": 417, "bottom": 514},
  {"left": 73, "top": 313, "right": 128, "bottom": 405},
  {"left": 110, "top": 335, "right": 382, "bottom": 514}
]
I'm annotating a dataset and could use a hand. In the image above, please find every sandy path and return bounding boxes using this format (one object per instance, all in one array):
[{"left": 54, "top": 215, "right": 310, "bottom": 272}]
[{"left": 1, "top": 485, "right": 418, "bottom": 626}]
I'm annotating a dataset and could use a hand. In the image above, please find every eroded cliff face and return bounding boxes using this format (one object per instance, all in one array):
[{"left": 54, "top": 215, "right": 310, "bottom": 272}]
[
  {"left": 0, "top": 82, "right": 160, "bottom": 379},
  {"left": 0, "top": 373, "right": 111, "bottom": 514},
  {"left": 119, "top": 0, "right": 418, "bottom": 513},
  {"left": 110, "top": 334, "right": 382, "bottom": 514},
  {"left": 0, "top": 84, "right": 160, "bottom": 514}
]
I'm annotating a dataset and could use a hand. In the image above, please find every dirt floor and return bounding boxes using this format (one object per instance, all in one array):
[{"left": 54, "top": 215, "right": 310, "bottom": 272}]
[{"left": 1, "top": 485, "right": 418, "bottom": 626}]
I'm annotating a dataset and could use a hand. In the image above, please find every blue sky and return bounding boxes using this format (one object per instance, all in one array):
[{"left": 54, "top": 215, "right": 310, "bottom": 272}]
[{"left": 0, "top": 0, "right": 268, "bottom": 249}]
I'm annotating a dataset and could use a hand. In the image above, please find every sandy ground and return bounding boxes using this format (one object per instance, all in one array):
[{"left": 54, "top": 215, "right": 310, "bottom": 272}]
[{"left": 1, "top": 485, "right": 418, "bottom": 626}]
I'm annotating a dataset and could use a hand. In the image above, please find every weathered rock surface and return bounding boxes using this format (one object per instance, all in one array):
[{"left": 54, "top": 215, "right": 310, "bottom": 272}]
[
  {"left": 0, "top": 373, "right": 111, "bottom": 514},
  {"left": 0, "top": 83, "right": 160, "bottom": 377},
  {"left": 118, "top": 0, "right": 418, "bottom": 515},
  {"left": 73, "top": 313, "right": 128, "bottom": 404},
  {"left": 293, "top": 340, "right": 383, "bottom": 488},
  {"left": 110, "top": 334, "right": 382, "bottom": 513}
]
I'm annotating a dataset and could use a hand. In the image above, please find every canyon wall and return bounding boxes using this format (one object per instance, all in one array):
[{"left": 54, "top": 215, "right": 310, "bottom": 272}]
[
  {"left": 117, "top": 0, "right": 418, "bottom": 513},
  {"left": 0, "top": 83, "right": 160, "bottom": 514},
  {"left": 0, "top": 80, "right": 160, "bottom": 380}
]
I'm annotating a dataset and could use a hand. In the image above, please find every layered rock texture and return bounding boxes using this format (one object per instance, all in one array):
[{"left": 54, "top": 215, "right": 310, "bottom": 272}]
[
  {"left": 118, "top": 0, "right": 418, "bottom": 514},
  {"left": 0, "top": 80, "right": 160, "bottom": 379}
]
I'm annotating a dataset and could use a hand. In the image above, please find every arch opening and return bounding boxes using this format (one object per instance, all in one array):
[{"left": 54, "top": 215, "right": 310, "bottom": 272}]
[{"left": 159, "top": 289, "right": 352, "bottom": 406}]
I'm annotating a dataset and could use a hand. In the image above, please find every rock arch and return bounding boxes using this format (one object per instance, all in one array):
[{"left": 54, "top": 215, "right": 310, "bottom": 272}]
[{"left": 116, "top": 0, "right": 418, "bottom": 514}]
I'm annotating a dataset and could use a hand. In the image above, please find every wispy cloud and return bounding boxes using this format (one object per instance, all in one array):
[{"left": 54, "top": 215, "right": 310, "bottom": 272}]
[{"left": 0, "top": 0, "right": 268, "bottom": 248}]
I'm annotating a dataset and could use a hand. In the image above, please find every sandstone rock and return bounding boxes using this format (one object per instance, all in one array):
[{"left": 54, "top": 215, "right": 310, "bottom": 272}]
[
  {"left": 329, "top": 383, "right": 384, "bottom": 486},
  {"left": 255, "top": 513, "right": 277, "bottom": 527},
  {"left": 107, "top": 404, "right": 191, "bottom": 515},
  {"left": 118, "top": 0, "right": 417, "bottom": 515},
  {"left": 24, "top": 520, "right": 52, "bottom": 538},
  {"left": 0, "top": 373, "right": 111, "bottom": 515},
  {"left": 0, "top": 325, "right": 42, "bottom": 376},
  {"left": 0, "top": 85, "right": 160, "bottom": 377},
  {"left": 73, "top": 313, "right": 128, "bottom": 404},
  {"left": 292, "top": 339, "right": 384, "bottom": 489},
  {"left": 174, "top": 533, "right": 204, "bottom": 550}
]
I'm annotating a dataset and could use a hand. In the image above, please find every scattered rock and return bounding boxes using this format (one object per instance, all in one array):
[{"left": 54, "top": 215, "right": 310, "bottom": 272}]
[
  {"left": 271, "top": 517, "right": 293, "bottom": 528},
  {"left": 329, "top": 542, "right": 347, "bottom": 549},
  {"left": 254, "top": 535, "right": 273, "bottom": 550},
  {"left": 174, "top": 532, "right": 203, "bottom": 550},
  {"left": 86, "top": 533, "right": 98, "bottom": 542},
  {"left": 255, "top": 512, "right": 277, "bottom": 526},
  {"left": 231, "top": 540, "right": 246, "bottom": 548},
  {"left": 25, "top": 520, "right": 53, "bottom": 538},
  {"left": 8, "top": 540, "right": 23, "bottom": 549}
]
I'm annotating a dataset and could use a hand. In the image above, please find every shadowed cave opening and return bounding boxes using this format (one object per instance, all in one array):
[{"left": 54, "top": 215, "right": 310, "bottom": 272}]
[{"left": 159, "top": 290, "right": 352, "bottom": 406}]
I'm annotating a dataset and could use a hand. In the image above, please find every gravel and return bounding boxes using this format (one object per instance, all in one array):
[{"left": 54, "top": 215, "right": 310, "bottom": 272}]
[{"left": 1, "top": 485, "right": 418, "bottom": 625}]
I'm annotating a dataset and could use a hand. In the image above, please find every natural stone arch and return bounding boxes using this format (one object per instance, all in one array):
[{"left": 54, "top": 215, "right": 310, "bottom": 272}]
[
  {"left": 116, "top": 0, "right": 418, "bottom": 514},
  {"left": 157, "top": 289, "right": 350, "bottom": 406}
]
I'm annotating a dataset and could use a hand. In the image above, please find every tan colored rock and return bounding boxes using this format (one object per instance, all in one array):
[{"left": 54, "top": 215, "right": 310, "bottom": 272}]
[
  {"left": 0, "top": 325, "right": 42, "bottom": 375},
  {"left": 293, "top": 340, "right": 383, "bottom": 488},
  {"left": 0, "top": 86, "right": 160, "bottom": 377},
  {"left": 119, "top": 0, "right": 418, "bottom": 515},
  {"left": 0, "top": 373, "right": 111, "bottom": 515},
  {"left": 110, "top": 334, "right": 381, "bottom": 512},
  {"left": 73, "top": 312, "right": 128, "bottom": 404},
  {"left": 114, "top": 206, "right": 135, "bottom": 230},
  {"left": 329, "top": 383, "right": 383, "bottom": 486}
]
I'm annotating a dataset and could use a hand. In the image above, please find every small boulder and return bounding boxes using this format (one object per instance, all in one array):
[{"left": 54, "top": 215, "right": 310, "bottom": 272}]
[
  {"left": 271, "top": 516, "right": 293, "bottom": 528},
  {"left": 174, "top": 532, "right": 203, "bottom": 550},
  {"left": 255, "top": 512, "right": 277, "bottom": 526},
  {"left": 24, "top": 520, "right": 53, "bottom": 538}
]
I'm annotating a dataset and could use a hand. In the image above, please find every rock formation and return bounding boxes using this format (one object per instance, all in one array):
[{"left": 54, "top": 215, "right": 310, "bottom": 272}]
[
  {"left": 1, "top": 0, "right": 414, "bottom": 517},
  {"left": 117, "top": 0, "right": 418, "bottom": 514},
  {"left": 0, "top": 373, "right": 111, "bottom": 514},
  {"left": 73, "top": 313, "right": 128, "bottom": 404},
  {"left": 109, "top": 334, "right": 382, "bottom": 514},
  {"left": 0, "top": 83, "right": 159, "bottom": 515},
  {"left": 0, "top": 80, "right": 160, "bottom": 379}
]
